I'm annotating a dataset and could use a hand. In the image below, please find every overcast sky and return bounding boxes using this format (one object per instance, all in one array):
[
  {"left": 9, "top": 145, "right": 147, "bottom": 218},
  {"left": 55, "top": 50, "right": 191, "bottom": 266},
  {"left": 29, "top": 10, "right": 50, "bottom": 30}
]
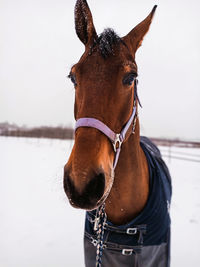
[{"left": 0, "top": 0, "right": 199, "bottom": 140}]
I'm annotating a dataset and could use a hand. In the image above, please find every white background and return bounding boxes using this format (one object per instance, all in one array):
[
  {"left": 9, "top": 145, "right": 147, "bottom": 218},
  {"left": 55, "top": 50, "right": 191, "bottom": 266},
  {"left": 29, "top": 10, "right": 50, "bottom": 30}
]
[{"left": 0, "top": 0, "right": 200, "bottom": 140}]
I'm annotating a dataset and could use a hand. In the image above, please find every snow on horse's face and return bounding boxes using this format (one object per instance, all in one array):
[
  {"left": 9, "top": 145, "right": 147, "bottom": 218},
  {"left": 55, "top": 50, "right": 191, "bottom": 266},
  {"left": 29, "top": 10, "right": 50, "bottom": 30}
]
[{"left": 63, "top": 0, "right": 156, "bottom": 210}]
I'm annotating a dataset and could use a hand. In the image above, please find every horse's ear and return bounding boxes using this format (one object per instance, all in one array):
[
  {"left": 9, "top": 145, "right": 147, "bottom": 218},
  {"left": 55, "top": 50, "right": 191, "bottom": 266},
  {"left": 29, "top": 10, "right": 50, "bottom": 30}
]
[
  {"left": 75, "top": 0, "right": 97, "bottom": 46},
  {"left": 123, "top": 5, "right": 157, "bottom": 55}
]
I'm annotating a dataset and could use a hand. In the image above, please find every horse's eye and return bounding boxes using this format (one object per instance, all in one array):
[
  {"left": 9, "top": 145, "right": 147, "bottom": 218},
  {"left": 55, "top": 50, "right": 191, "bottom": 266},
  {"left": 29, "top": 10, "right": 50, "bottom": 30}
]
[
  {"left": 123, "top": 73, "right": 137, "bottom": 86},
  {"left": 68, "top": 73, "right": 77, "bottom": 87}
]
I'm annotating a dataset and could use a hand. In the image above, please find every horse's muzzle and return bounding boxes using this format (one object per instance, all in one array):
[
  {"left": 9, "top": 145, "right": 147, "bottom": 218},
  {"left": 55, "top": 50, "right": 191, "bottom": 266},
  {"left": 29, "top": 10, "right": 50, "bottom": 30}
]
[{"left": 63, "top": 170, "right": 105, "bottom": 210}]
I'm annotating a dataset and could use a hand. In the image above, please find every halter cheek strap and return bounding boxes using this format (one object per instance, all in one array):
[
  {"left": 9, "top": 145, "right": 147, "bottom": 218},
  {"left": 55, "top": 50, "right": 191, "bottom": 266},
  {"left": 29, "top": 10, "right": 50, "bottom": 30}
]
[{"left": 75, "top": 79, "right": 138, "bottom": 170}]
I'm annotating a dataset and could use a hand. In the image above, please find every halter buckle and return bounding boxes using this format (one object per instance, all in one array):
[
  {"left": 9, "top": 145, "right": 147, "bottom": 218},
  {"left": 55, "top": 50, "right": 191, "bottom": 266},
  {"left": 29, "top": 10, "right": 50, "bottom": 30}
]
[{"left": 113, "top": 134, "right": 122, "bottom": 152}]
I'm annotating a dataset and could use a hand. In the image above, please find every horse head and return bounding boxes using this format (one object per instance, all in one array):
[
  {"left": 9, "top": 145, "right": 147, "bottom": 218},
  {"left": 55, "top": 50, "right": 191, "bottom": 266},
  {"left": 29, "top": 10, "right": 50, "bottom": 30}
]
[{"left": 64, "top": 0, "right": 156, "bottom": 210}]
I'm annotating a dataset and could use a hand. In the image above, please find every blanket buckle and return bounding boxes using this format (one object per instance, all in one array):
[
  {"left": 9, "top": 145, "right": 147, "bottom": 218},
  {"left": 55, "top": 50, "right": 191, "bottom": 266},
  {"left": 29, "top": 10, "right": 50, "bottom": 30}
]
[{"left": 122, "top": 249, "right": 133, "bottom": 256}]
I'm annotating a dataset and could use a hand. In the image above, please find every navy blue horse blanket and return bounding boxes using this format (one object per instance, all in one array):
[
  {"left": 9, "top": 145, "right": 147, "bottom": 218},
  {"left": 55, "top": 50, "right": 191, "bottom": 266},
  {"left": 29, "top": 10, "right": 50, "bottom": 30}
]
[{"left": 84, "top": 136, "right": 172, "bottom": 267}]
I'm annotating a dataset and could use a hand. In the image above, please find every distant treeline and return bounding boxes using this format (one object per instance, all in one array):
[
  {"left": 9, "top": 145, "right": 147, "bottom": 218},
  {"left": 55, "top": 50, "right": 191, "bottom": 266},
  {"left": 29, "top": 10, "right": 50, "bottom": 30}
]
[
  {"left": 0, "top": 122, "right": 199, "bottom": 148},
  {"left": 0, "top": 122, "right": 74, "bottom": 140}
]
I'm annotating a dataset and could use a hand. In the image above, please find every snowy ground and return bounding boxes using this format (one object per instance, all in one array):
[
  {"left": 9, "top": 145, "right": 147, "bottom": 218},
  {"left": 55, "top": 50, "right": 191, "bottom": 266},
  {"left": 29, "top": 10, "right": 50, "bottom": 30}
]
[{"left": 0, "top": 137, "right": 199, "bottom": 267}]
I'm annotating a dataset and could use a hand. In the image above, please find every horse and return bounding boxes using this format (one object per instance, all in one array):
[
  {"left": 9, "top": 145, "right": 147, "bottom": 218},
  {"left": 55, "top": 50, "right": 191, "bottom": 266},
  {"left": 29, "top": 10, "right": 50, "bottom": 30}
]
[{"left": 63, "top": 1, "right": 172, "bottom": 266}]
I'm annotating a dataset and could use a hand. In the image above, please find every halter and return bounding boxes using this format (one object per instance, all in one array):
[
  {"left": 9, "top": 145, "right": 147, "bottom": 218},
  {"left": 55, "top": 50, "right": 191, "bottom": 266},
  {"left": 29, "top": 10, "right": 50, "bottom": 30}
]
[{"left": 75, "top": 79, "right": 139, "bottom": 170}]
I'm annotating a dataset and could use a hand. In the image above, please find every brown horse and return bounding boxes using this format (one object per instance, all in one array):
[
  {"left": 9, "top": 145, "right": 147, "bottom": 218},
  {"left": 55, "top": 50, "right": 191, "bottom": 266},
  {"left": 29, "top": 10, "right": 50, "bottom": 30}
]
[{"left": 64, "top": 1, "right": 171, "bottom": 266}]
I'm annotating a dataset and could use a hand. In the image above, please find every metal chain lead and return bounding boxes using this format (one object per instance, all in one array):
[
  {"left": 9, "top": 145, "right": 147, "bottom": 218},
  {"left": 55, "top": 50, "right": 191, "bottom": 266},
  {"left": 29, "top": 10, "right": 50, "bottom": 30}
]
[{"left": 94, "top": 204, "right": 107, "bottom": 267}]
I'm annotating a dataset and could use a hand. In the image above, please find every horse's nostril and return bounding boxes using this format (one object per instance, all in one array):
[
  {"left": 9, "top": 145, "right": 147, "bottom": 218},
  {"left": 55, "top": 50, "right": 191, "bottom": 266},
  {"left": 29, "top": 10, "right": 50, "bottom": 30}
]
[
  {"left": 63, "top": 171, "right": 105, "bottom": 210},
  {"left": 63, "top": 170, "right": 70, "bottom": 194},
  {"left": 86, "top": 172, "right": 105, "bottom": 201}
]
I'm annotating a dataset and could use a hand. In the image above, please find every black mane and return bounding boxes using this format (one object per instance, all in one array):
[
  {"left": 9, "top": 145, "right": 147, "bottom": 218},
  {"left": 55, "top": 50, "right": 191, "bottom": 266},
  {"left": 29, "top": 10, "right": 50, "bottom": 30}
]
[{"left": 92, "top": 28, "right": 122, "bottom": 58}]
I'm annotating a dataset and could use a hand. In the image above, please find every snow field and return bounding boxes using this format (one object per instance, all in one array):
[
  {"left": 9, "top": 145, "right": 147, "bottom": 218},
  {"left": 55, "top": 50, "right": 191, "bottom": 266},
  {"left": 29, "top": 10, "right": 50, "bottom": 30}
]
[{"left": 0, "top": 137, "right": 199, "bottom": 267}]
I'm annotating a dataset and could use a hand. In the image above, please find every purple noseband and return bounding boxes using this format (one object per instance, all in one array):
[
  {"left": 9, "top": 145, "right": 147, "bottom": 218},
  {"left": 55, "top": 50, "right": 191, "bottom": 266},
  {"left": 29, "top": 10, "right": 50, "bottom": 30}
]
[{"left": 75, "top": 104, "right": 137, "bottom": 170}]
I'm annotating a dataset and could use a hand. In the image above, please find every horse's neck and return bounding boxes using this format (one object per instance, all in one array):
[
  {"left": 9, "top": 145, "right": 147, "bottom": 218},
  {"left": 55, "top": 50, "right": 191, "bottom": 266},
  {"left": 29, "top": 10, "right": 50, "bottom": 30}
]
[{"left": 105, "top": 120, "right": 149, "bottom": 225}]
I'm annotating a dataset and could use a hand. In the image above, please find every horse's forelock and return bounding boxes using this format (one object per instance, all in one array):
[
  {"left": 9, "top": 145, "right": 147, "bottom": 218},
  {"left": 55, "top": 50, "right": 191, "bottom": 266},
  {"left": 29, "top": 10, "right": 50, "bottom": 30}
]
[{"left": 91, "top": 28, "right": 122, "bottom": 58}]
